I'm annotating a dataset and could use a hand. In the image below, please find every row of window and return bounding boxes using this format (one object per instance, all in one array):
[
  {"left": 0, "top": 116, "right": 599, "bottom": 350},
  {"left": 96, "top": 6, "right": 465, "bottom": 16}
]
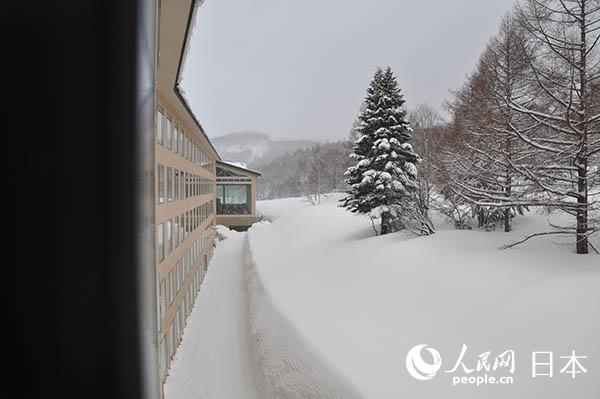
[
  {"left": 156, "top": 107, "right": 212, "bottom": 166},
  {"left": 158, "top": 238, "right": 214, "bottom": 378},
  {"left": 157, "top": 164, "right": 214, "bottom": 205},
  {"left": 159, "top": 266, "right": 201, "bottom": 378},
  {"left": 156, "top": 200, "right": 214, "bottom": 264},
  {"left": 158, "top": 228, "right": 212, "bottom": 320}
]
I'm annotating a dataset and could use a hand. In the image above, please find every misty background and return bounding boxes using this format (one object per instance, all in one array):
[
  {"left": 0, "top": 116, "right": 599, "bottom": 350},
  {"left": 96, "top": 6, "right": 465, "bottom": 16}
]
[{"left": 182, "top": 0, "right": 515, "bottom": 142}]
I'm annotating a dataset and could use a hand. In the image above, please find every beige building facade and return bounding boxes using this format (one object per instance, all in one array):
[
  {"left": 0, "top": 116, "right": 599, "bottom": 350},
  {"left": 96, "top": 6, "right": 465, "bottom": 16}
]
[{"left": 153, "top": 0, "right": 232, "bottom": 392}]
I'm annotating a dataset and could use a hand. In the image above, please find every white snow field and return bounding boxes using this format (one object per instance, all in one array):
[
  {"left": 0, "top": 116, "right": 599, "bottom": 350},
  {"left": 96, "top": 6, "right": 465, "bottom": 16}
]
[
  {"left": 247, "top": 194, "right": 600, "bottom": 399},
  {"left": 164, "top": 227, "right": 258, "bottom": 399}
]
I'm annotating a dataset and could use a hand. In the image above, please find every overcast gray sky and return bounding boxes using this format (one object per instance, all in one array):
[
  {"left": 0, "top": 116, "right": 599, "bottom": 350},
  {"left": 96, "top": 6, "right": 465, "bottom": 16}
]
[{"left": 182, "top": 0, "right": 516, "bottom": 141}]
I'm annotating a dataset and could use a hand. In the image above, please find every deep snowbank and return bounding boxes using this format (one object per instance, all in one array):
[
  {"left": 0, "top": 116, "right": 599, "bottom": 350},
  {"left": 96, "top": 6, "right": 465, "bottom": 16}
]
[
  {"left": 244, "top": 234, "right": 363, "bottom": 399},
  {"left": 252, "top": 194, "right": 600, "bottom": 398}
]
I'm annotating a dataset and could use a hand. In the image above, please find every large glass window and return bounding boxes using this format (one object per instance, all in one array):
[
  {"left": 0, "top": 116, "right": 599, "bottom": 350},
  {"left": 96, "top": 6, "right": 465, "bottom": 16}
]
[
  {"left": 157, "top": 164, "right": 165, "bottom": 204},
  {"left": 167, "top": 167, "right": 173, "bottom": 202},
  {"left": 216, "top": 184, "right": 251, "bottom": 215}
]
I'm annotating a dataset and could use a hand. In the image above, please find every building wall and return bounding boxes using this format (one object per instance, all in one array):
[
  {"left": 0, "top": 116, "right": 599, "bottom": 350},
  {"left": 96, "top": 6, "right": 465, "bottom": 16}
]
[{"left": 154, "top": 93, "right": 217, "bottom": 384}]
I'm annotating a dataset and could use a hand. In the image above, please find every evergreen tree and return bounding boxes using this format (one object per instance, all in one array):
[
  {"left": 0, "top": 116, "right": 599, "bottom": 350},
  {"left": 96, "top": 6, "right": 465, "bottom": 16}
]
[{"left": 341, "top": 67, "right": 420, "bottom": 235}]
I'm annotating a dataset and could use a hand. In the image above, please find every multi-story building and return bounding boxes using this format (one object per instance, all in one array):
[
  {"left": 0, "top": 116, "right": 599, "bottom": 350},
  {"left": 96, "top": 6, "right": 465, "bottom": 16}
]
[{"left": 154, "top": 2, "right": 260, "bottom": 393}]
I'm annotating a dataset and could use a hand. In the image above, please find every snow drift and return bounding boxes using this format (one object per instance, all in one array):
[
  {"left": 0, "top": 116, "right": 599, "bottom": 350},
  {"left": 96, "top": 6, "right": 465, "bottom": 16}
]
[
  {"left": 250, "top": 194, "right": 600, "bottom": 398},
  {"left": 244, "top": 234, "right": 363, "bottom": 399}
]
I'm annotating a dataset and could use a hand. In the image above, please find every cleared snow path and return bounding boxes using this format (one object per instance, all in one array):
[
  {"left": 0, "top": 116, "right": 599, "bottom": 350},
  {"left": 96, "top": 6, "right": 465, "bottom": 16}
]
[{"left": 165, "top": 228, "right": 258, "bottom": 399}]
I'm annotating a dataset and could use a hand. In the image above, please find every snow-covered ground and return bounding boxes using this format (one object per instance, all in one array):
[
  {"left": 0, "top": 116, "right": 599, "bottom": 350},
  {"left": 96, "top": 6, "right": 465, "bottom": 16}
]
[
  {"left": 165, "top": 194, "right": 598, "bottom": 399},
  {"left": 165, "top": 227, "right": 257, "bottom": 399},
  {"left": 249, "top": 194, "right": 600, "bottom": 398},
  {"left": 256, "top": 196, "right": 314, "bottom": 221}
]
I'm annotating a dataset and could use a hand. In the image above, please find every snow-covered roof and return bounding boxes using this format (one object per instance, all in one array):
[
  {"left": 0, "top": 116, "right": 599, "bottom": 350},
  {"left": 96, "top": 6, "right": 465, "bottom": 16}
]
[
  {"left": 161, "top": 0, "right": 220, "bottom": 160},
  {"left": 216, "top": 160, "right": 262, "bottom": 176}
]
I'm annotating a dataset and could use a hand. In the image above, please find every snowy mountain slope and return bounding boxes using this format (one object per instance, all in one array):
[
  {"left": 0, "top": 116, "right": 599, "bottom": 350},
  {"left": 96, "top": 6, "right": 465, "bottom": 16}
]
[
  {"left": 211, "top": 132, "right": 316, "bottom": 166},
  {"left": 248, "top": 195, "right": 600, "bottom": 398}
]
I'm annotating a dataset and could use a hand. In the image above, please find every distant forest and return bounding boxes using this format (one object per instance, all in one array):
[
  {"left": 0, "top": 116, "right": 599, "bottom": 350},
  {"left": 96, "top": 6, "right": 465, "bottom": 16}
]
[{"left": 253, "top": 140, "right": 354, "bottom": 200}]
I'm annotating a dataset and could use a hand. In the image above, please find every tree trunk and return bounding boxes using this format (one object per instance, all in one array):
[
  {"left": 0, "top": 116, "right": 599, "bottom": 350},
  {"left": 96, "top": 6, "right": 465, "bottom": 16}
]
[
  {"left": 576, "top": 1, "right": 589, "bottom": 254},
  {"left": 504, "top": 208, "right": 511, "bottom": 233},
  {"left": 381, "top": 212, "right": 391, "bottom": 235},
  {"left": 576, "top": 164, "right": 589, "bottom": 254},
  {"left": 504, "top": 165, "right": 512, "bottom": 233},
  {"left": 478, "top": 209, "right": 485, "bottom": 228}
]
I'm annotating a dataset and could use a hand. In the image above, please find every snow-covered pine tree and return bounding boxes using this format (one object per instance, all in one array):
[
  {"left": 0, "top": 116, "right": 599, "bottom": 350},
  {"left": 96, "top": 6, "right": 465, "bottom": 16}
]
[{"left": 341, "top": 67, "right": 420, "bottom": 235}]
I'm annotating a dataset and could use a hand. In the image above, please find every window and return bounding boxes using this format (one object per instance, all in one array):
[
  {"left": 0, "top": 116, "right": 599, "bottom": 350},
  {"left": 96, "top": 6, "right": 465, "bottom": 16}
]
[
  {"left": 201, "top": 151, "right": 210, "bottom": 166},
  {"left": 157, "top": 223, "right": 164, "bottom": 263},
  {"left": 179, "top": 305, "right": 185, "bottom": 332},
  {"left": 216, "top": 184, "right": 251, "bottom": 215},
  {"left": 168, "top": 270, "right": 174, "bottom": 304},
  {"left": 159, "top": 338, "right": 167, "bottom": 377},
  {"left": 169, "top": 322, "right": 175, "bottom": 355},
  {"left": 178, "top": 128, "right": 183, "bottom": 155},
  {"left": 159, "top": 279, "right": 166, "bottom": 321},
  {"left": 183, "top": 295, "right": 188, "bottom": 319},
  {"left": 157, "top": 164, "right": 165, "bottom": 204},
  {"left": 175, "top": 308, "right": 181, "bottom": 342},
  {"left": 204, "top": 254, "right": 208, "bottom": 279},
  {"left": 167, "top": 167, "right": 173, "bottom": 202},
  {"left": 166, "top": 116, "right": 173, "bottom": 149},
  {"left": 181, "top": 171, "right": 186, "bottom": 200},
  {"left": 184, "top": 172, "right": 188, "bottom": 199},
  {"left": 156, "top": 108, "right": 164, "bottom": 145},
  {"left": 179, "top": 213, "right": 185, "bottom": 243},
  {"left": 176, "top": 261, "right": 181, "bottom": 293},
  {"left": 173, "top": 123, "right": 179, "bottom": 153},
  {"left": 183, "top": 135, "right": 188, "bottom": 160},
  {"left": 167, "top": 219, "right": 172, "bottom": 254},
  {"left": 174, "top": 170, "right": 179, "bottom": 201},
  {"left": 174, "top": 216, "right": 179, "bottom": 248}
]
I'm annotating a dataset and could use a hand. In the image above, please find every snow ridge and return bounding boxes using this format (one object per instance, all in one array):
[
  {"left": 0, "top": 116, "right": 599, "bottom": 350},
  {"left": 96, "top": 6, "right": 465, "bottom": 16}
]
[{"left": 243, "top": 235, "right": 363, "bottom": 399}]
